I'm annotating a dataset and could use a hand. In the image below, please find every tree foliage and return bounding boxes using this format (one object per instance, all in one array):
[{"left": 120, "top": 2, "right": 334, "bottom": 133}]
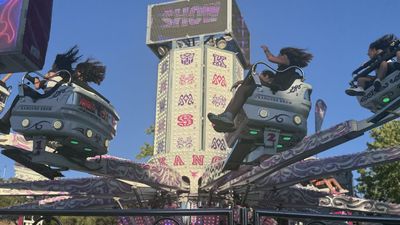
[
  {"left": 58, "top": 216, "right": 117, "bottom": 225},
  {"left": 0, "top": 178, "right": 30, "bottom": 224},
  {"left": 356, "top": 121, "right": 400, "bottom": 203},
  {"left": 136, "top": 125, "right": 155, "bottom": 160},
  {"left": 0, "top": 178, "right": 117, "bottom": 225},
  {"left": 0, "top": 179, "right": 29, "bottom": 208}
]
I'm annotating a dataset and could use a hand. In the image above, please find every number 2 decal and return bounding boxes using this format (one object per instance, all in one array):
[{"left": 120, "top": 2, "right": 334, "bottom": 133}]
[
  {"left": 35, "top": 140, "right": 42, "bottom": 150},
  {"left": 267, "top": 133, "right": 276, "bottom": 143}
]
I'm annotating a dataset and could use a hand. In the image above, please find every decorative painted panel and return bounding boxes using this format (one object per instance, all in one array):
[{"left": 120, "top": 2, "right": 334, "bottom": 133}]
[
  {"left": 204, "top": 47, "right": 239, "bottom": 152},
  {"left": 154, "top": 55, "right": 170, "bottom": 155},
  {"left": 0, "top": 0, "right": 23, "bottom": 51},
  {"left": 233, "top": 53, "right": 244, "bottom": 85},
  {"left": 169, "top": 47, "right": 203, "bottom": 153}
]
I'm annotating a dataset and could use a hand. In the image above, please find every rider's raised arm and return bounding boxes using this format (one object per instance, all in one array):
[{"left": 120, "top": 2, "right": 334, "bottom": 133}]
[
  {"left": 261, "top": 45, "right": 290, "bottom": 66},
  {"left": 44, "top": 71, "right": 58, "bottom": 79},
  {"left": 1, "top": 73, "right": 12, "bottom": 83}
]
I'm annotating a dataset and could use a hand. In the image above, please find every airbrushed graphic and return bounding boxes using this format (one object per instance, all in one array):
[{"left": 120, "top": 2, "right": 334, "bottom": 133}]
[{"left": 0, "top": 0, "right": 20, "bottom": 45}]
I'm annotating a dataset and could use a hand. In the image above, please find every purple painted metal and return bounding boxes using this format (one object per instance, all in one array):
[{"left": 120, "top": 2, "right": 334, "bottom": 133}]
[
  {"left": 8, "top": 196, "right": 119, "bottom": 210},
  {"left": 224, "top": 147, "right": 400, "bottom": 191},
  {"left": 319, "top": 195, "right": 400, "bottom": 215},
  {"left": 21, "top": 0, "right": 53, "bottom": 69},
  {"left": 200, "top": 160, "right": 251, "bottom": 191},
  {"left": 0, "top": 134, "right": 186, "bottom": 190},
  {"left": 0, "top": 0, "right": 53, "bottom": 73},
  {"left": 0, "top": 177, "right": 135, "bottom": 197},
  {"left": 256, "top": 186, "right": 400, "bottom": 216},
  {"left": 87, "top": 156, "right": 186, "bottom": 190},
  {"left": 201, "top": 120, "right": 359, "bottom": 191}
]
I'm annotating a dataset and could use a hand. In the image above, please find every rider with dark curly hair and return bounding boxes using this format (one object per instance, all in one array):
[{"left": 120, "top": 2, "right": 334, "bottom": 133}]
[
  {"left": 0, "top": 46, "right": 107, "bottom": 134},
  {"left": 346, "top": 34, "right": 400, "bottom": 96},
  {"left": 207, "top": 45, "right": 313, "bottom": 132}
]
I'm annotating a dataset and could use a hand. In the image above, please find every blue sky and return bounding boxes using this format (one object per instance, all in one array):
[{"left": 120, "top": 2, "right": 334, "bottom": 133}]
[{"left": 0, "top": 0, "right": 399, "bottom": 179}]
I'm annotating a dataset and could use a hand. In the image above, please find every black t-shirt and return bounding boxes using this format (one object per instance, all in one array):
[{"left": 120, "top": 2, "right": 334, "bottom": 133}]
[{"left": 270, "top": 65, "right": 302, "bottom": 91}]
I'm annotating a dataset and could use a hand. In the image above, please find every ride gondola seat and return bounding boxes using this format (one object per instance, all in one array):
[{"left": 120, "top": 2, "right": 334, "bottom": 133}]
[
  {"left": 10, "top": 82, "right": 119, "bottom": 158},
  {"left": 357, "top": 69, "right": 400, "bottom": 112},
  {"left": 225, "top": 79, "right": 312, "bottom": 152}
]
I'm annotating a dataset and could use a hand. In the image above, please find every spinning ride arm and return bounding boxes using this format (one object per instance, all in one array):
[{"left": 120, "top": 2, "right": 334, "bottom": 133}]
[{"left": 201, "top": 106, "right": 400, "bottom": 192}]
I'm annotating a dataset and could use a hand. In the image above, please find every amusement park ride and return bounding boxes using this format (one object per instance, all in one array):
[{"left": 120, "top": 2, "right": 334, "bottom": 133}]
[{"left": 0, "top": 0, "right": 400, "bottom": 225}]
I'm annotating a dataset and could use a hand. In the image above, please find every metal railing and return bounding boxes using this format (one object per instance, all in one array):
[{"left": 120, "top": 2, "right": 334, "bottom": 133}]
[
  {"left": 2, "top": 208, "right": 400, "bottom": 224},
  {"left": 254, "top": 209, "right": 400, "bottom": 225},
  {"left": 0, "top": 208, "right": 234, "bottom": 225}
]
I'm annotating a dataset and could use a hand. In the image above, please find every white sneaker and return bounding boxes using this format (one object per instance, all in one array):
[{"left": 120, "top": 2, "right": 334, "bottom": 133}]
[{"left": 345, "top": 86, "right": 365, "bottom": 96}]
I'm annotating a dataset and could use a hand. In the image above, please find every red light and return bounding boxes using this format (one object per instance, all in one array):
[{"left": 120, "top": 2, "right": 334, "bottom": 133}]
[
  {"left": 112, "top": 116, "right": 117, "bottom": 126},
  {"left": 99, "top": 109, "right": 108, "bottom": 120},
  {"left": 79, "top": 97, "right": 96, "bottom": 112}
]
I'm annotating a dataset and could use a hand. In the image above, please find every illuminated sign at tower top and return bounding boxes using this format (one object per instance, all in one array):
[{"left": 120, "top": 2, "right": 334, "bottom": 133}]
[
  {"left": 148, "top": 0, "right": 227, "bottom": 43},
  {"left": 160, "top": 2, "right": 222, "bottom": 28},
  {"left": 147, "top": 0, "right": 250, "bottom": 68}
]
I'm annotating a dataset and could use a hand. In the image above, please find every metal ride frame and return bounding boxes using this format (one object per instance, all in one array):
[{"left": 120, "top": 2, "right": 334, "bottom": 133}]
[
  {"left": 1, "top": 99, "right": 400, "bottom": 225},
  {"left": 1, "top": 58, "right": 400, "bottom": 223},
  {"left": 0, "top": 209, "right": 234, "bottom": 225},
  {"left": 1, "top": 3, "right": 400, "bottom": 224}
]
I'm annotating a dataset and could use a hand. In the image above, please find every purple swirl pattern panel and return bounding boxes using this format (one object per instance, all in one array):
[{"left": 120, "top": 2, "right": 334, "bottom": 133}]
[
  {"left": 0, "top": 134, "right": 185, "bottom": 190},
  {"left": 207, "top": 121, "right": 358, "bottom": 190},
  {"left": 200, "top": 161, "right": 252, "bottom": 190},
  {"left": 7, "top": 197, "right": 118, "bottom": 210},
  {"left": 88, "top": 155, "right": 185, "bottom": 190},
  {"left": 258, "top": 186, "right": 327, "bottom": 209},
  {"left": 199, "top": 159, "right": 227, "bottom": 189},
  {"left": 319, "top": 195, "right": 400, "bottom": 215},
  {"left": 250, "top": 147, "right": 400, "bottom": 191},
  {"left": 0, "top": 177, "right": 134, "bottom": 196},
  {"left": 256, "top": 186, "right": 400, "bottom": 216}
]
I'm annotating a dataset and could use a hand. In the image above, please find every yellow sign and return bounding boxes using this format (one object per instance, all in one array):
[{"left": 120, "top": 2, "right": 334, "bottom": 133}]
[
  {"left": 154, "top": 55, "right": 170, "bottom": 155},
  {"left": 204, "top": 47, "right": 242, "bottom": 152},
  {"left": 169, "top": 47, "right": 203, "bottom": 153}
]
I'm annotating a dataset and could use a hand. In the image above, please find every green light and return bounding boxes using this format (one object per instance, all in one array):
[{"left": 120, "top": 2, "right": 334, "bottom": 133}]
[
  {"left": 70, "top": 140, "right": 79, "bottom": 145},
  {"left": 382, "top": 97, "right": 390, "bottom": 103},
  {"left": 277, "top": 144, "right": 283, "bottom": 148},
  {"left": 249, "top": 130, "right": 259, "bottom": 135},
  {"left": 84, "top": 147, "right": 92, "bottom": 152},
  {"left": 283, "top": 136, "right": 292, "bottom": 141}
]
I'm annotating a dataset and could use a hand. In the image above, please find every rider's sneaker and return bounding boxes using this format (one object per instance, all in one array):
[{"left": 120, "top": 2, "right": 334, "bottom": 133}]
[
  {"left": 345, "top": 86, "right": 365, "bottom": 96},
  {"left": 373, "top": 78, "right": 382, "bottom": 91},
  {"left": 207, "top": 112, "right": 234, "bottom": 131},
  {"left": 212, "top": 123, "right": 236, "bottom": 133},
  {"left": 0, "top": 119, "right": 10, "bottom": 134},
  {"left": 394, "top": 62, "right": 400, "bottom": 70}
]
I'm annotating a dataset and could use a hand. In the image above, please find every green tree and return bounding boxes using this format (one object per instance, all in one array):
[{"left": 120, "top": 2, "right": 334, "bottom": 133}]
[
  {"left": 136, "top": 125, "right": 155, "bottom": 159},
  {"left": 0, "top": 178, "right": 30, "bottom": 225},
  {"left": 356, "top": 121, "right": 400, "bottom": 202},
  {"left": 0, "top": 179, "right": 29, "bottom": 208},
  {"left": 59, "top": 216, "right": 117, "bottom": 225},
  {"left": 0, "top": 178, "right": 118, "bottom": 225}
]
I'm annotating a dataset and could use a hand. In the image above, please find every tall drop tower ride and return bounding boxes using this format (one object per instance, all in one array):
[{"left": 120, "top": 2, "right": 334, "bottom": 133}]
[{"left": 146, "top": 0, "right": 250, "bottom": 193}]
